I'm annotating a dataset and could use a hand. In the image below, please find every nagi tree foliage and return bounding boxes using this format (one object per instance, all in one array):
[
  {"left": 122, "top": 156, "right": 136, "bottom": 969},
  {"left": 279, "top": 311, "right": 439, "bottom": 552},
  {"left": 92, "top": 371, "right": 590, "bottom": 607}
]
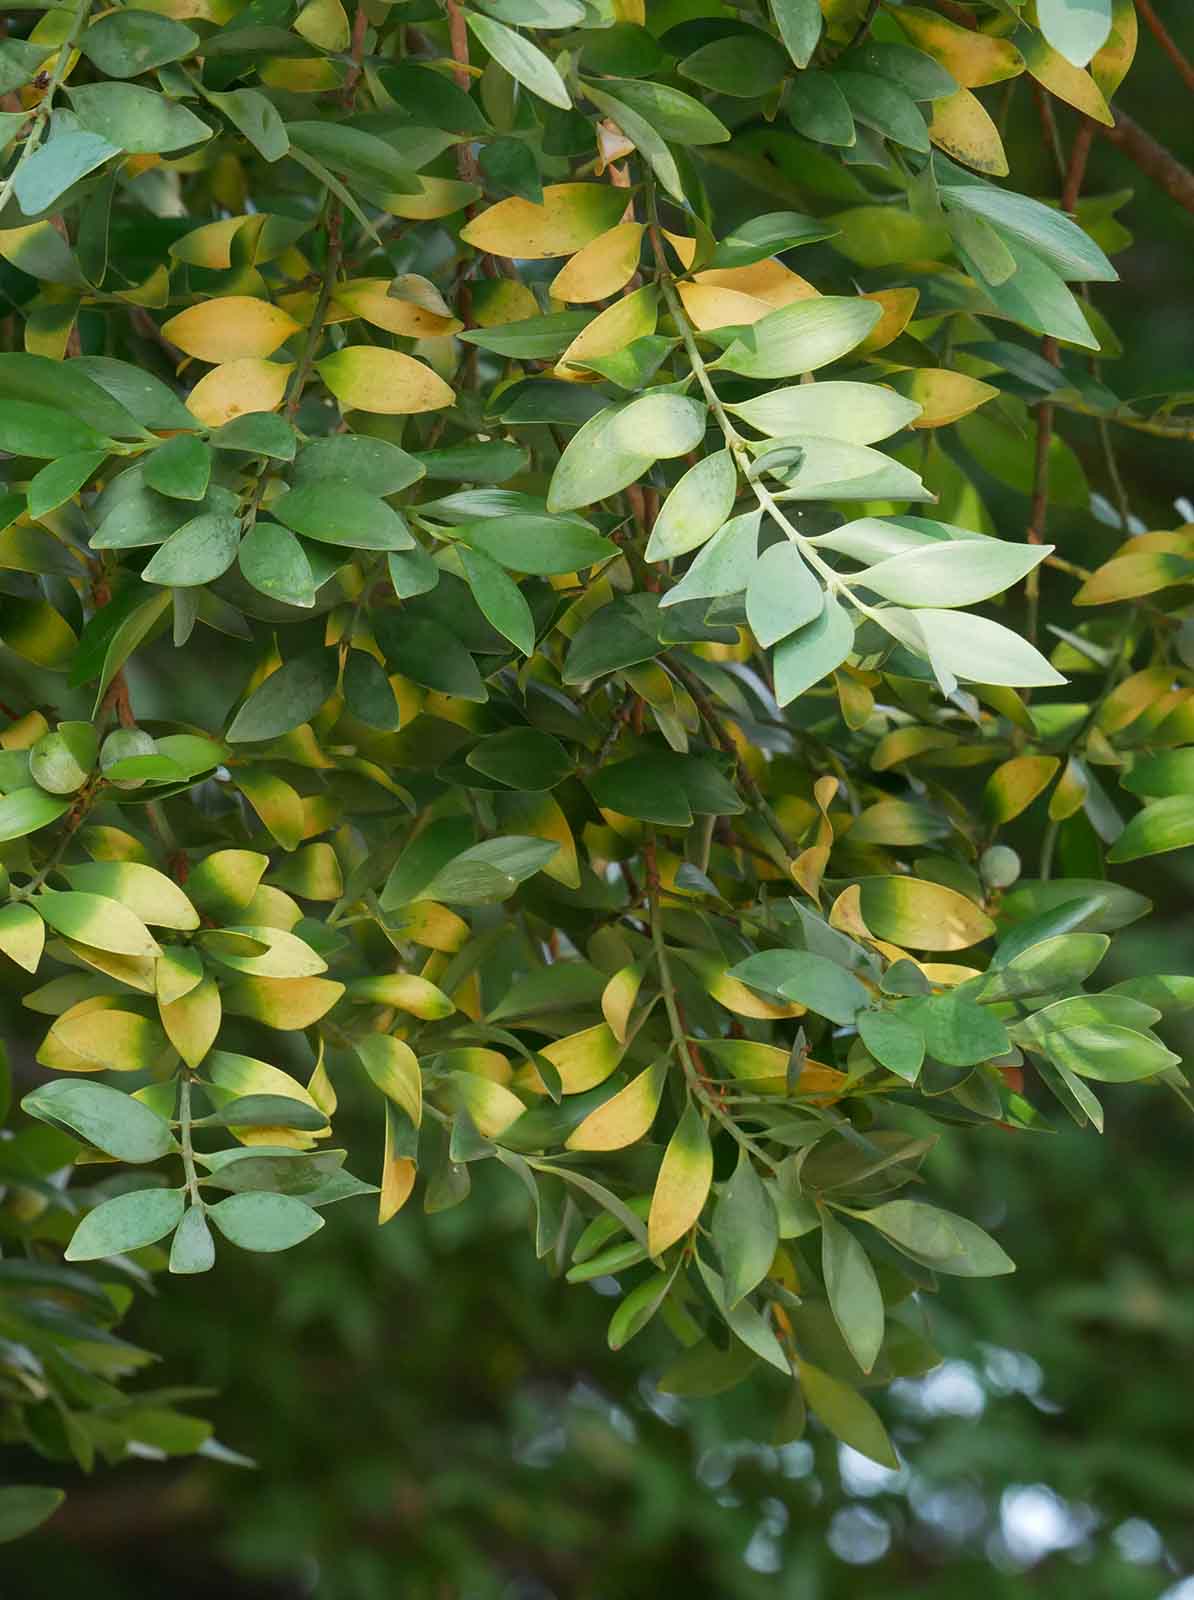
[{"left": 2, "top": 0, "right": 1193, "bottom": 1541}]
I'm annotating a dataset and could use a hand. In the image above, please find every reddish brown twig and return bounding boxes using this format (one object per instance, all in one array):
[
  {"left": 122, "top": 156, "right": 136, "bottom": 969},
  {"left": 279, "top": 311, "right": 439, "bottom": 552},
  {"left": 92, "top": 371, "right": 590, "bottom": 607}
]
[
  {"left": 1135, "top": 0, "right": 1194, "bottom": 95},
  {"left": 1101, "top": 109, "right": 1194, "bottom": 218}
]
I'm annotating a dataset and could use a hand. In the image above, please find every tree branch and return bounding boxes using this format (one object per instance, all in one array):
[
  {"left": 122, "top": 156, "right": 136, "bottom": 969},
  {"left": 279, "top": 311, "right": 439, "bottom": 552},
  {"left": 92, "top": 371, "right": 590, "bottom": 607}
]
[
  {"left": 1135, "top": 0, "right": 1194, "bottom": 97},
  {"left": 1100, "top": 109, "right": 1194, "bottom": 219}
]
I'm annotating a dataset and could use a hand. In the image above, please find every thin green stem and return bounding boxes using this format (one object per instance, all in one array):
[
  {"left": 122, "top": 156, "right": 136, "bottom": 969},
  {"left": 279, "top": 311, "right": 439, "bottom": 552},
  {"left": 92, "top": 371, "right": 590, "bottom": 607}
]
[{"left": 178, "top": 1076, "right": 202, "bottom": 1207}]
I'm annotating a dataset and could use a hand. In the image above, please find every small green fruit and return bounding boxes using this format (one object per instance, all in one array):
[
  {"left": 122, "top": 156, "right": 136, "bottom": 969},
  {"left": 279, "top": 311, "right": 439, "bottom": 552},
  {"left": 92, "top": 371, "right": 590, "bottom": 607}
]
[
  {"left": 29, "top": 731, "right": 90, "bottom": 795},
  {"left": 980, "top": 844, "right": 1021, "bottom": 889},
  {"left": 99, "top": 727, "right": 158, "bottom": 791}
]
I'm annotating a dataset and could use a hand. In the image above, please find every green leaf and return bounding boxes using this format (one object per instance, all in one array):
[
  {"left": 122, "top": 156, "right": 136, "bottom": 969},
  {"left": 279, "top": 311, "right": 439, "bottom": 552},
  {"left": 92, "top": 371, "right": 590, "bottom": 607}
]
[
  {"left": 546, "top": 396, "right": 706, "bottom": 514},
  {"left": 208, "top": 1191, "right": 325, "bottom": 1251},
  {"left": 1037, "top": 0, "right": 1113, "bottom": 68},
  {"left": 227, "top": 650, "right": 339, "bottom": 742},
  {"left": 646, "top": 449, "right": 737, "bottom": 561},
  {"left": 206, "top": 1094, "right": 329, "bottom": 1132},
  {"left": 454, "top": 514, "right": 616, "bottom": 574},
  {"left": 0, "top": 786, "right": 71, "bottom": 844},
  {"left": 772, "top": 593, "right": 854, "bottom": 707},
  {"left": 68, "top": 82, "right": 213, "bottom": 154},
  {"left": 858, "top": 1010, "right": 925, "bottom": 1082},
  {"left": 714, "top": 296, "right": 882, "bottom": 379},
  {"left": 680, "top": 33, "right": 789, "bottom": 97},
  {"left": 1108, "top": 796, "right": 1194, "bottom": 862},
  {"left": 587, "top": 752, "right": 743, "bottom": 826},
  {"left": 458, "top": 546, "right": 535, "bottom": 654},
  {"left": 65, "top": 1187, "right": 186, "bottom": 1261},
  {"left": 28, "top": 450, "right": 109, "bottom": 520},
  {"left": 712, "top": 1146, "right": 778, "bottom": 1307},
  {"left": 771, "top": 0, "right": 822, "bottom": 69},
  {"left": 0, "top": 399, "right": 108, "bottom": 460},
  {"left": 272, "top": 484, "right": 413, "bottom": 552},
  {"left": 0, "top": 1486, "right": 65, "bottom": 1544},
  {"left": 729, "top": 949, "right": 868, "bottom": 1025},
  {"left": 858, "top": 537, "right": 1049, "bottom": 606},
  {"left": 81, "top": 10, "right": 199, "bottom": 77},
  {"left": 746, "top": 543, "right": 823, "bottom": 648},
  {"left": 883, "top": 608, "right": 1065, "bottom": 690},
  {"left": 374, "top": 614, "right": 487, "bottom": 701},
  {"left": 343, "top": 649, "right": 400, "bottom": 730},
  {"left": 859, "top": 1199, "right": 1015, "bottom": 1276},
  {"left": 908, "top": 992, "right": 1010, "bottom": 1067},
  {"left": 421, "top": 836, "right": 560, "bottom": 903},
  {"left": 563, "top": 594, "right": 661, "bottom": 682},
  {"left": 835, "top": 70, "right": 929, "bottom": 152},
  {"left": 286, "top": 121, "right": 419, "bottom": 193},
  {"left": 207, "top": 88, "right": 289, "bottom": 162},
  {"left": 797, "top": 1360, "right": 899, "bottom": 1468},
  {"left": 145, "top": 434, "right": 211, "bottom": 501},
  {"left": 464, "top": 10, "right": 572, "bottom": 110},
  {"left": 821, "top": 1211, "right": 884, "bottom": 1373},
  {"left": 467, "top": 728, "right": 571, "bottom": 789},
  {"left": 787, "top": 72, "right": 856, "bottom": 146},
  {"left": 141, "top": 513, "right": 239, "bottom": 587},
  {"left": 594, "top": 77, "right": 730, "bottom": 145},
  {"left": 22, "top": 1079, "right": 174, "bottom": 1163},
  {"left": 169, "top": 1205, "right": 216, "bottom": 1274},
  {"left": 238, "top": 521, "right": 317, "bottom": 608},
  {"left": 213, "top": 412, "right": 297, "bottom": 460},
  {"left": 728, "top": 383, "right": 918, "bottom": 444},
  {"left": 941, "top": 178, "right": 1116, "bottom": 282},
  {"left": 13, "top": 129, "right": 121, "bottom": 214}
]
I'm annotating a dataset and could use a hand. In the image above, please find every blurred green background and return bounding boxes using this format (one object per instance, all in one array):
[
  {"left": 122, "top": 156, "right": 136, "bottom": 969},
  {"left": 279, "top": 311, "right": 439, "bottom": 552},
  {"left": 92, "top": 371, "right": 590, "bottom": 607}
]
[{"left": 6, "top": 10, "right": 1194, "bottom": 1600}]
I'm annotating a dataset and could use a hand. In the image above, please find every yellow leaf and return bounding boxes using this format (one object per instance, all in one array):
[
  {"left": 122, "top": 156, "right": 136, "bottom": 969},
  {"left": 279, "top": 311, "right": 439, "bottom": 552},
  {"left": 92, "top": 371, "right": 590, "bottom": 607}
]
[
  {"left": 380, "top": 176, "right": 481, "bottom": 220},
  {"left": 984, "top": 755, "right": 1060, "bottom": 823},
  {"left": 472, "top": 277, "right": 540, "bottom": 326},
  {"left": 356, "top": 1034, "right": 422, "bottom": 1124},
  {"left": 494, "top": 790, "right": 581, "bottom": 889},
  {"left": 858, "top": 876, "right": 995, "bottom": 952},
  {"left": 186, "top": 358, "right": 292, "bottom": 426},
  {"left": 348, "top": 972, "right": 455, "bottom": 1018},
  {"left": 332, "top": 278, "right": 462, "bottom": 338},
  {"left": 294, "top": 0, "right": 349, "bottom": 52},
  {"left": 163, "top": 296, "right": 300, "bottom": 363},
  {"left": 566, "top": 1060, "right": 666, "bottom": 1151},
  {"left": 648, "top": 1102, "right": 712, "bottom": 1257},
  {"left": 699, "top": 1038, "right": 848, "bottom": 1098},
  {"left": 1091, "top": 0, "right": 1137, "bottom": 101},
  {"left": 680, "top": 950, "right": 806, "bottom": 1020},
  {"left": 45, "top": 1008, "right": 173, "bottom": 1075},
  {"left": 383, "top": 900, "right": 470, "bottom": 953},
  {"left": 459, "top": 183, "right": 629, "bottom": 259},
  {"left": 221, "top": 974, "right": 345, "bottom": 1028},
  {"left": 602, "top": 963, "right": 645, "bottom": 1044},
  {"left": 317, "top": 345, "right": 455, "bottom": 415},
  {"left": 170, "top": 216, "right": 246, "bottom": 269},
  {"left": 857, "top": 287, "right": 920, "bottom": 353},
  {"left": 551, "top": 222, "right": 645, "bottom": 302},
  {"left": 380, "top": 1112, "right": 416, "bottom": 1224},
  {"left": 539, "top": 1023, "right": 625, "bottom": 1093},
  {"left": 159, "top": 976, "right": 222, "bottom": 1069},
  {"left": 662, "top": 230, "right": 696, "bottom": 269},
  {"left": 894, "top": 5, "right": 1024, "bottom": 86},
  {"left": 928, "top": 89, "right": 1009, "bottom": 176},
  {"left": 259, "top": 55, "right": 342, "bottom": 92},
  {"left": 892, "top": 368, "right": 999, "bottom": 427},
  {"left": 1018, "top": 29, "right": 1114, "bottom": 124},
  {"left": 678, "top": 281, "right": 772, "bottom": 330},
  {"left": 557, "top": 284, "right": 657, "bottom": 372},
  {"left": 696, "top": 260, "right": 818, "bottom": 309},
  {"left": 437, "top": 1071, "right": 524, "bottom": 1138}
]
